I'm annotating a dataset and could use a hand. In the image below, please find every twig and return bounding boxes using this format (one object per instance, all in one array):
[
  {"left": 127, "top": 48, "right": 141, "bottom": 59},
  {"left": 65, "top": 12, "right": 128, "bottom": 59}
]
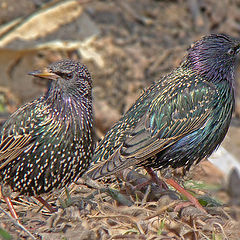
[
  {"left": 143, "top": 202, "right": 176, "bottom": 220},
  {"left": 175, "top": 218, "right": 212, "bottom": 240},
  {"left": 76, "top": 175, "right": 103, "bottom": 189},
  {"left": 0, "top": 205, "right": 36, "bottom": 240},
  {"left": 213, "top": 222, "right": 228, "bottom": 240},
  {"left": 77, "top": 176, "right": 134, "bottom": 206},
  {"left": 141, "top": 185, "right": 151, "bottom": 205},
  {"left": 89, "top": 214, "right": 144, "bottom": 234}
]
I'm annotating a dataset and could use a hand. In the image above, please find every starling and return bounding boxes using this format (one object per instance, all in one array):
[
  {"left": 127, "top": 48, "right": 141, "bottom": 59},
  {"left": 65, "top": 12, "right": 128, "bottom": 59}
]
[
  {"left": 0, "top": 59, "right": 94, "bottom": 218},
  {"left": 87, "top": 34, "right": 238, "bottom": 210}
]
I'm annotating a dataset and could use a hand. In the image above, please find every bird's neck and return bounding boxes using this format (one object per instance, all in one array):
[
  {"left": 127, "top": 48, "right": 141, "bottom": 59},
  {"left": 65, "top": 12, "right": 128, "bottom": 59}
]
[
  {"left": 182, "top": 58, "right": 235, "bottom": 89},
  {"left": 45, "top": 85, "right": 93, "bottom": 130}
]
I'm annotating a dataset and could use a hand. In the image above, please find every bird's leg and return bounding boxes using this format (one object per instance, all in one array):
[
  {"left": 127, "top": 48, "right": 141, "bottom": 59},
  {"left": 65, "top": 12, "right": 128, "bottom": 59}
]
[
  {"left": 0, "top": 185, "right": 19, "bottom": 220},
  {"left": 3, "top": 196, "right": 19, "bottom": 220},
  {"left": 164, "top": 178, "right": 207, "bottom": 213},
  {"left": 145, "top": 167, "right": 169, "bottom": 190},
  {"left": 144, "top": 167, "right": 207, "bottom": 213},
  {"left": 35, "top": 196, "right": 56, "bottom": 213}
]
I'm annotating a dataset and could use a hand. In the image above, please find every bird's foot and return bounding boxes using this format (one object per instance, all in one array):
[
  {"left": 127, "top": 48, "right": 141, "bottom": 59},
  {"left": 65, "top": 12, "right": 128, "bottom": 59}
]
[
  {"left": 143, "top": 167, "right": 207, "bottom": 213},
  {"left": 164, "top": 178, "right": 207, "bottom": 213},
  {"left": 174, "top": 201, "right": 199, "bottom": 212}
]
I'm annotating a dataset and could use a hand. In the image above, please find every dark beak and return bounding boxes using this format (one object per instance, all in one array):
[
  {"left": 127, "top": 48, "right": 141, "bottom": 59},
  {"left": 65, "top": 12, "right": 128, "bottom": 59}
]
[{"left": 28, "top": 68, "right": 59, "bottom": 81}]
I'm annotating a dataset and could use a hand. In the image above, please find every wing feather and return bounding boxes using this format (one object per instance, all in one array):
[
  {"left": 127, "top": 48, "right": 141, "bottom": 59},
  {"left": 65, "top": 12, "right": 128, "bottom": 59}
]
[{"left": 0, "top": 135, "right": 33, "bottom": 169}]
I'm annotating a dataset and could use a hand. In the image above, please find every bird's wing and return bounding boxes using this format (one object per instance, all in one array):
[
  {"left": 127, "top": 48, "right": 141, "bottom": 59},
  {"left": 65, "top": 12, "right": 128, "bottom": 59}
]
[
  {"left": 0, "top": 99, "right": 51, "bottom": 170},
  {"left": 87, "top": 78, "right": 217, "bottom": 179},
  {"left": 0, "top": 134, "right": 34, "bottom": 169}
]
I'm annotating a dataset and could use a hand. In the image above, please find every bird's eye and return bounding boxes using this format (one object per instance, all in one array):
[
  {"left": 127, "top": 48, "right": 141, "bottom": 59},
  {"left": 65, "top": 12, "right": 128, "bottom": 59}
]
[
  {"left": 57, "top": 72, "right": 73, "bottom": 79},
  {"left": 66, "top": 73, "right": 73, "bottom": 78},
  {"left": 227, "top": 48, "right": 235, "bottom": 55}
]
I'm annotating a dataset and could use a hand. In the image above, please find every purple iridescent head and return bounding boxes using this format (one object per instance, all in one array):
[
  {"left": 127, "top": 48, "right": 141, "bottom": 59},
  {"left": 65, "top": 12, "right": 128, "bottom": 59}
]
[{"left": 184, "top": 34, "right": 240, "bottom": 85}]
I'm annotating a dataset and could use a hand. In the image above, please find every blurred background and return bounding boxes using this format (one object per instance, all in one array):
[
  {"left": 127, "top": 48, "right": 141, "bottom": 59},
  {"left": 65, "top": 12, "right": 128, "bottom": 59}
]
[{"left": 0, "top": 0, "right": 240, "bottom": 238}]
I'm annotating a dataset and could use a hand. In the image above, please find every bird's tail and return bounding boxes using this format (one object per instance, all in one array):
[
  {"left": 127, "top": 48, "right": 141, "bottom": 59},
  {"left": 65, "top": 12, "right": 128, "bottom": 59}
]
[{"left": 86, "top": 146, "right": 136, "bottom": 180}]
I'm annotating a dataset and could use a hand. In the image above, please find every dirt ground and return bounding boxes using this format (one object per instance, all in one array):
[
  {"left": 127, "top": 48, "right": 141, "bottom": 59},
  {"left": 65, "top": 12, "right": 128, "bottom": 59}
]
[{"left": 0, "top": 0, "right": 240, "bottom": 239}]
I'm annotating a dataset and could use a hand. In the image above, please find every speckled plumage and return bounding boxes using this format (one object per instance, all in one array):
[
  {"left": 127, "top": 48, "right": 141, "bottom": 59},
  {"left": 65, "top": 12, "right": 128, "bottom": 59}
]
[
  {"left": 87, "top": 34, "right": 238, "bottom": 180},
  {"left": 0, "top": 59, "right": 94, "bottom": 196}
]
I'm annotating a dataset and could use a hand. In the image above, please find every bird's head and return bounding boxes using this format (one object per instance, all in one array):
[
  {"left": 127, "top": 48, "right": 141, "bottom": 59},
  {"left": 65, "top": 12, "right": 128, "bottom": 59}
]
[
  {"left": 29, "top": 59, "right": 92, "bottom": 99},
  {"left": 184, "top": 34, "right": 240, "bottom": 85}
]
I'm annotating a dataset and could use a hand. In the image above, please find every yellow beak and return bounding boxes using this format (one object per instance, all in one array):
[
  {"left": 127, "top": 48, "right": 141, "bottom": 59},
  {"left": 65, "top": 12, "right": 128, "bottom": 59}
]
[{"left": 28, "top": 68, "right": 59, "bottom": 81}]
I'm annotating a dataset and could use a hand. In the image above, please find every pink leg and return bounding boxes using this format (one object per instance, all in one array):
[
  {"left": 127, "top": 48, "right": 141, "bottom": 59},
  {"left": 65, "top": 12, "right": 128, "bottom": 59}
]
[
  {"left": 144, "top": 167, "right": 207, "bottom": 213},
  {"left": 35, "top": 196, "right": 56, "bottom": 213},
  {"left": 164, "top": 178, "right": 207, "bottom": 213},
  {"left": 145, "top": 167, "right": 169, "bottom": 190},
  {"left": 3, "top": 196, "right": 19, "bottom": 220}
]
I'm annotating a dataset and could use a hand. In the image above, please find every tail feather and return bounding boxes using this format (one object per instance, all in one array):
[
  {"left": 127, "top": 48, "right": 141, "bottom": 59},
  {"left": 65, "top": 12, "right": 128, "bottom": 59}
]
[{"left": 87, "top": 146, "right": 136, "bottom": 180}]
